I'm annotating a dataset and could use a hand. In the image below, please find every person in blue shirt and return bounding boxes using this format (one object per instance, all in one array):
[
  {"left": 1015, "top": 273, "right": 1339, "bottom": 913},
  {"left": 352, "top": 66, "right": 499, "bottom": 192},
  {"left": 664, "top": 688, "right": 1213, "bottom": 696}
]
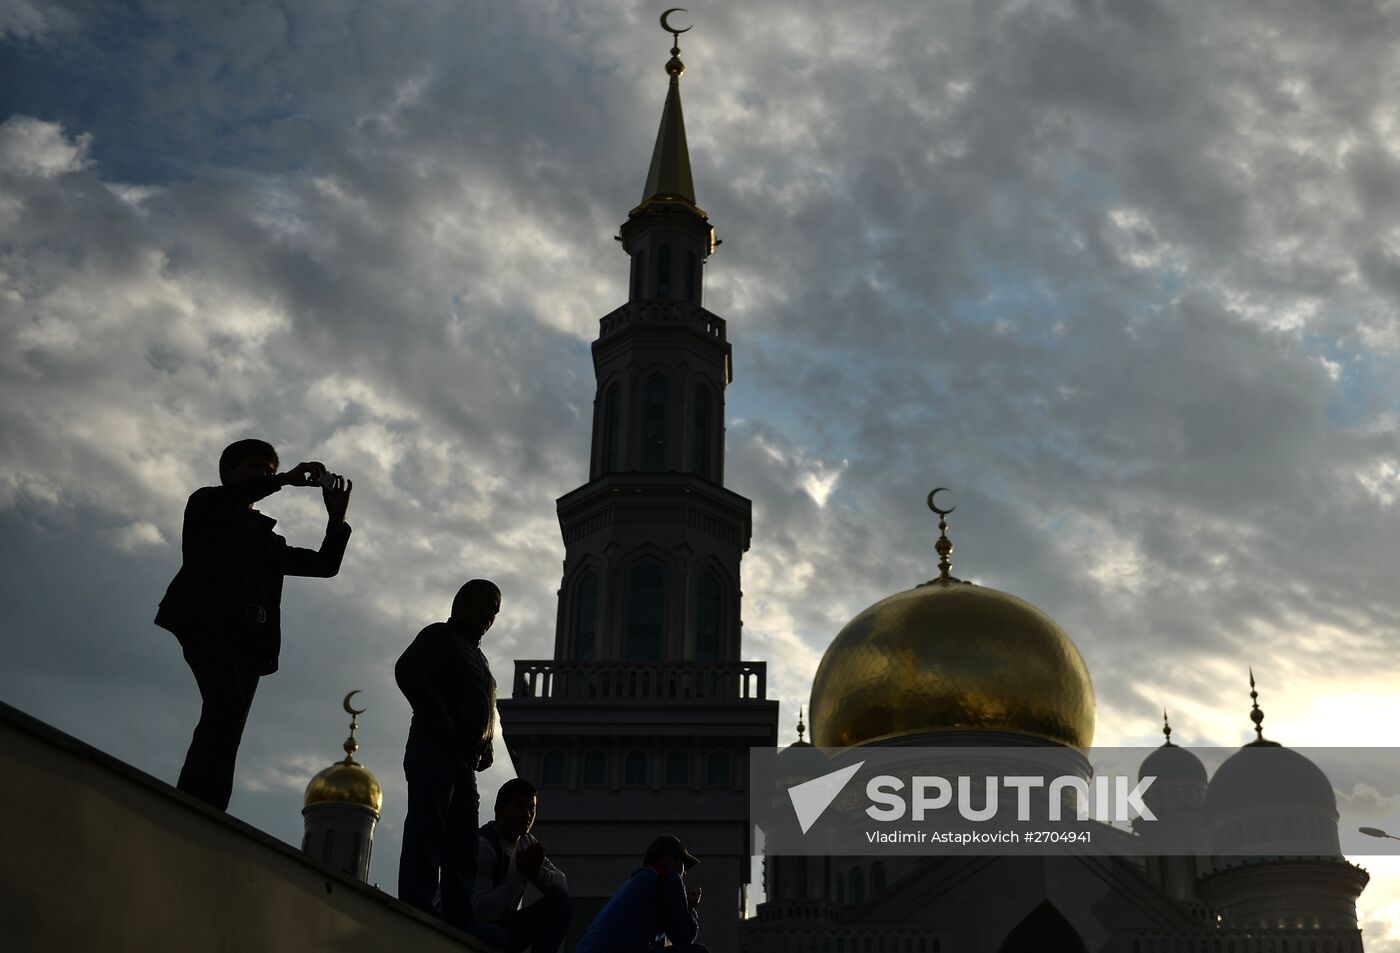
[{"left": 574, "top": 835, "right": 708, "bottom": 953}]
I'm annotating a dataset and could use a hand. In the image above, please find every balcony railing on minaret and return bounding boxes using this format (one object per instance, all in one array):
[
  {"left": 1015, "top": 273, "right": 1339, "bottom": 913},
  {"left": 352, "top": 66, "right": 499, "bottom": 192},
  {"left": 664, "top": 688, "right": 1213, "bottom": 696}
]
[{"left": 512, "top": 660, "right": 766, "bottom": 701}]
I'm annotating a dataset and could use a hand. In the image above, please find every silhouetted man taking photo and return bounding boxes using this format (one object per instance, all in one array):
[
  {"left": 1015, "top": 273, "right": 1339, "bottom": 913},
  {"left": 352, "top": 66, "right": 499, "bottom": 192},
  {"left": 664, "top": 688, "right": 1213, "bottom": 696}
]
[
  {"left": 396, "top": 579, "right": 501, "bottom": 936},
  {"left": 156, "top": 438, "right": 353, "bottom": 810}
]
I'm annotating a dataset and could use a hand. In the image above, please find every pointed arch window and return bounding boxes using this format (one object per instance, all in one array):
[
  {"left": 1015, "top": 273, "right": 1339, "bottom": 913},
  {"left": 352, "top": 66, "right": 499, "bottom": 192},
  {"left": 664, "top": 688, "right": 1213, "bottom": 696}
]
[
  {"left": 624, "top": 750, "right": 649, "bottom": 787},
  {"left": 665, "top": 750, "right": 689, "bottom": 787},
  {"left": 633, "top": 250, "right": 647, "bottom": 299},
  {"left": 851, "top": 866, "right": 866, "bottom": 905},
  {"left": 657, "top": 244, "right": 672, "bottom": 298},
  {"left": 625, "top": 558, "right": 665, "bottom": 660},
  {"left": 573, "top": 571, "right": 598, "bottom": 660},
  {"left": 692, "top": 386, "right": 711, "bottom": 478},
  {"left": 705, "top": 750, "right": 730, "bottom": 788},
  {"left": 542, "top": 750, "right": 566, "bottom": 787},
  {"left": 685, "top": 250, "right": 697, "bottom": 302},
  {"left": 643, "top": 376, "right": 668, "bottom": 471},
  {"left": 695, "top": 570, "right": 721, "bottom": 662},
  {"left": 835, "top": 874, "right": 845, "bottom": 905},
  {"left": 872, "top": 861, "right": 886, "bottom": 895},
  {"left": 583, "top": 750, "right": 607, "bottom": 788},
  {"left": 603, "top": 384, "right": 621, "bottom": 472}
]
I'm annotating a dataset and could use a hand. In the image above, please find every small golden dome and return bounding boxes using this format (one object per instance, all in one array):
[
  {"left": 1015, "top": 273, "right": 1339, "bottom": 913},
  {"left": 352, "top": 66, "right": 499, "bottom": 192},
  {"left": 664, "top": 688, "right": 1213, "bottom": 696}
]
[
  {"left": 304, "top": 759, "right": 383, "bottom": 815},
  {"left": 304, "top": 689, "right": 382, "bottom": 815},
  {"left": 809, "top": 580, "right": 1096, "bottom": 749}
]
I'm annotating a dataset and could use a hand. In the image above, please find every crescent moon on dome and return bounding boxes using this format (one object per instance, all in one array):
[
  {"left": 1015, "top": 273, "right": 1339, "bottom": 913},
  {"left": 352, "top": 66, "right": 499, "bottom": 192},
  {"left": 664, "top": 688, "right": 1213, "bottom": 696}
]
[
  {"left": 660, "top": 8, "right": 692, "bottom": 34},
  {"left": 343, "top": 690, "right": 366, "bottom": 717},
  {"left": 927, "top": 487, "right": 956, "bottom": 517}
]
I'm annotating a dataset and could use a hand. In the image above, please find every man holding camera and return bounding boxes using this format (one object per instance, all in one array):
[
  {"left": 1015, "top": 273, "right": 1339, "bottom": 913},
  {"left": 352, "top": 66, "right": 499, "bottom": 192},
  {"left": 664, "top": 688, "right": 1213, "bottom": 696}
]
[{"left": 156, "top": 438, "right": 353, "bottom": 811}]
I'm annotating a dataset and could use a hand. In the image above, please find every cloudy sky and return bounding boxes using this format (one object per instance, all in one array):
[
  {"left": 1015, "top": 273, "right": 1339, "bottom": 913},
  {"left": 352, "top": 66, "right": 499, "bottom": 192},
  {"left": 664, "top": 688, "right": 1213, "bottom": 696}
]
[{"left": 4, "top": 0, "right": 1400, "bottom": 939}]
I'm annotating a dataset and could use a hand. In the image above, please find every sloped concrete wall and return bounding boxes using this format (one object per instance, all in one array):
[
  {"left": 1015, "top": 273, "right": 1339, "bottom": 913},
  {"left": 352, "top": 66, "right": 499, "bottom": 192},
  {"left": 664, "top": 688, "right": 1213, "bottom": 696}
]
[{"left": 0, "top": 702, "right": 489, "bottom": 953}]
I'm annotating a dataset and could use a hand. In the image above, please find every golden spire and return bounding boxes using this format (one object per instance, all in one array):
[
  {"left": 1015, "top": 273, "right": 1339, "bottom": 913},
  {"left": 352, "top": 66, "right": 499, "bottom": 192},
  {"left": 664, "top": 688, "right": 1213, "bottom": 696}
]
[
  {"left": 641, "top": 9, "right": 697, "bottom": 205},
  {"left": 1162, "top": 709, "right": 1175, "bottom": 746},
  {"left": 796, "top": 706, "right": 807, "bottom": 743},
  {"left": 923, "top": 487, "right": 960, "bottom": 584}
]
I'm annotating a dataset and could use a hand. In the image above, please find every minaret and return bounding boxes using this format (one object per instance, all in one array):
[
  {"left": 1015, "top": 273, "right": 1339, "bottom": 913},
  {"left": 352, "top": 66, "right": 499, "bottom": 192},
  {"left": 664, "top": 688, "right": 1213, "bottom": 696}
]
[
  {"left": 548, "top": 12, "right": 747, "bottom": 665},
  {"left": 302, "top": 692, "right": 382, "bottom": 882},
  {"left": 498, "top": 14, "right": 778, "bottom": 951}
]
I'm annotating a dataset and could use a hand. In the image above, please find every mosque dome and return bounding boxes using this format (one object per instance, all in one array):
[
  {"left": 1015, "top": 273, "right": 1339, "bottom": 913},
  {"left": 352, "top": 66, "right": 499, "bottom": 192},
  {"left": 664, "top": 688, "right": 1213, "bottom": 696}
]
[
  {"left": 808, "top": 497, "right": 1094, "bottom": 749},
  {"left": 1139, "top": 713, "right": 1207, "bottom": 785},
  {"left": 774, "top": 709, "right": 831, "bottom": 782},
  {"left": 304, "top": 759, "right": 383, "bottom": 815}
]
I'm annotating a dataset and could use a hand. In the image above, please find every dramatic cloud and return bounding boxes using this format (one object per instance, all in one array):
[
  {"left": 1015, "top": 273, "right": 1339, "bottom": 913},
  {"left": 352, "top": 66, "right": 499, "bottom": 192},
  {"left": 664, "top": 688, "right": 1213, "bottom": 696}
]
[{"left": 3, "top": 0, "right": 1400, "bottom": 935}]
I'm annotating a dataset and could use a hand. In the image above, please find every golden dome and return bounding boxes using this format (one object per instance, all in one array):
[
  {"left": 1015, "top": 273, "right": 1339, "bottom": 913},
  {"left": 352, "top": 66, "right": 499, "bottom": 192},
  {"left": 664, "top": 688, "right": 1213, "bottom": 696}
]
[
  {"left": 304, "top": 758, "right": 383, "bottom": 815},
  {"left": 303, "top": 690, "right": 382, "bottom": 815},
  {"left": 809, "top": 579, "right": 1096, "bottom": 749}
]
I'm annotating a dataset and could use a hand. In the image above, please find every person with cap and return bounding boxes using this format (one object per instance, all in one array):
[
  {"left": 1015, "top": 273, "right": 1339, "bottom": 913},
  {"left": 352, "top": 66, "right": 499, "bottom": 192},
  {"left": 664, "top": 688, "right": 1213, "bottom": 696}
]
[{"left": 573, "top": 834, "right": 708, "bottom": 953}]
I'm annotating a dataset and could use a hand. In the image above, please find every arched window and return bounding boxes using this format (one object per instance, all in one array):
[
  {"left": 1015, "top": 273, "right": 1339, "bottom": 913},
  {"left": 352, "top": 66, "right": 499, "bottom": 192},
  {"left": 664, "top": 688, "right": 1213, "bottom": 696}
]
[
  {"left": 685, "top": 250, "right": 697, "bottom": 302},
  {"left": 643, "top": 376, "right": 668, "bottom": 471},
  {"left": 573, "top": 571, "right": 598, "bottom": 660},
  {"left": 692, "top": 386, "right": 711, "bottom": 478},
  {"left": 872, "top": 861, "right": 886, "bottom": 895},
  {"left": 583, "top": 750, "right": 606, "bottom": 787},
  {"left": 705, "top": 750, "right": 730, "bottom": 788},
  {"left": 851, "top": 866, "right": 866, "bottom": 905},
  {"left": 542, "top": 750, "right": 566, "bottom": 787},
  {"left": 835, "top": 874, "right": 846, "bottom": 905},
  {"left": 321, "top": 829, "right": 335, "bottom": 863},
  {"left": 695, "top": 570, "right": 720, "bottom": 661},
  {"left": 665, "top": 750, "right": 689, "bottom": 787},
  {"left": 624, "top": 750, "right": 649, "bottom": 787},
  {"left": 603, "top": 384, "right": 621, "bottom": 472},
  {"left": 657, "top": 244, "right": 672, "bottom": 298},
  {"left": 633, "top": 250, "right": 647, "bottom": 299},
  {"left": 625, "top": 559, "right": 665, "bottom": 659}
]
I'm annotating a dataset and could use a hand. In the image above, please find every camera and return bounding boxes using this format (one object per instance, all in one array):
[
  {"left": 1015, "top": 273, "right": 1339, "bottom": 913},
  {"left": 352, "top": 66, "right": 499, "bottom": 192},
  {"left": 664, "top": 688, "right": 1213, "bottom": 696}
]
[{"left": 318, "top": 471, "right": 341, "bottom": 489}]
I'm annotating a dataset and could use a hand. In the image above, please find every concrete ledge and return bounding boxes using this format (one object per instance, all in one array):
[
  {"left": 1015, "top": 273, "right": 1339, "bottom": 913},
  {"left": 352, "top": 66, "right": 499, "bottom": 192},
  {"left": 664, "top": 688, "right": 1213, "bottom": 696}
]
[{"left": 0, "top": 700, "right": 491, "bottom": 953}]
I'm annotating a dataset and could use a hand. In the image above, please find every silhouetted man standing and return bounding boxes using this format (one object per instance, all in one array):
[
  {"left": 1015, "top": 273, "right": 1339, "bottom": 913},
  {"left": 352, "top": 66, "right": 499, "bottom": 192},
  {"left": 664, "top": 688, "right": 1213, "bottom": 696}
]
[
  {"left": 396, "top": 579, "right": 501, "bottom": 936},
  {"left": 156, "top": 438, "right": 353, "bottom": 810}
]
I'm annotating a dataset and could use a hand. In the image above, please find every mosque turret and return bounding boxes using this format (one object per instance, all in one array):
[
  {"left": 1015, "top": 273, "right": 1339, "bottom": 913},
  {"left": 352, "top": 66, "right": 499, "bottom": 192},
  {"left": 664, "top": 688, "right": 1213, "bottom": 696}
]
[
  {"left": 1134, "top": 711, "right": 1211, "bottom": 904},
  {"left": 1196, "top": 672, "right": 1369, "bottom": 930},
  {"left": 302, "top": 691, "right": 383, "bottom": 882}
]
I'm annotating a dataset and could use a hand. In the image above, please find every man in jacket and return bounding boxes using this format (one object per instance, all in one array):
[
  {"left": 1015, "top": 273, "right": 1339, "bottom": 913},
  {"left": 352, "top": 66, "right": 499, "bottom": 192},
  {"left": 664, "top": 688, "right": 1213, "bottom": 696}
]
[
  {"left": 156, "top": 438, "right": 352, "bottom": 811},
  {"left": 473, "top": 778, "right": 572, "bottom": 951},
  {"left": 395, "top": 579, "right": 501, "bottom": 935},
  {"left": 574, "top": 835, "right": 707, "bottom": 953}
]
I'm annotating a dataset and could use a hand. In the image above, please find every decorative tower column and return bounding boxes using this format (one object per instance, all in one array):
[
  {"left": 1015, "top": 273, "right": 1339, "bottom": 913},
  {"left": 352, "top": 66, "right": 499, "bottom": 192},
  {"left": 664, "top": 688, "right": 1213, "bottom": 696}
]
[
  {"left": 302, "top": 691, "right": 383, "bottom": 882},
  {"left": 498, "top": 14, "right": 778, "bottom": 952}
]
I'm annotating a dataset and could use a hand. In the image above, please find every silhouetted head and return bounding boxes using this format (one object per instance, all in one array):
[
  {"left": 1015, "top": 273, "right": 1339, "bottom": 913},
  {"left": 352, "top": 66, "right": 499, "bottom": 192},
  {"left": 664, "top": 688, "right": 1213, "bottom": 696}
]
[
  {"left": 451, "top": 579, "right": 502, "bottom": 638},
  {"left": 495, "top": 777, "right": 539, "bottom": 841},
  {"left": 219, "top": 439, "right": 279, "bottom": 485},
  {"left": 644, "top": 834, "right": 700, "bottom": 873}
]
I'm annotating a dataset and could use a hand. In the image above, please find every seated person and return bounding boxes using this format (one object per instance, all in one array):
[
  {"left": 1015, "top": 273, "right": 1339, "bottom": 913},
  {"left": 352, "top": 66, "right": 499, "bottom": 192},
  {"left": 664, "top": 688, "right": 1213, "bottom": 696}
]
[
  {"left": 473, "top": 778, "right": 572, "bottom": 952},
  {"left": 574, "top": 835, "right": 707, "bottom": 953}
]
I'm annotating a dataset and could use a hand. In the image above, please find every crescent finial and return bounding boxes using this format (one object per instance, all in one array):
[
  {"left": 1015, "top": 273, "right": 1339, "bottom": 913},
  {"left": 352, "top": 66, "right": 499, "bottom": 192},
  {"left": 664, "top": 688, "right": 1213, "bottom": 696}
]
[
  {"left": 660, "top": 8, "right": 693, "bottom": 36},
  {"left": 343, "top": 690, "right": 366, "bottom": 717},
  {"left": 926, "top": 487, "right": 955, "bottom": 517}
]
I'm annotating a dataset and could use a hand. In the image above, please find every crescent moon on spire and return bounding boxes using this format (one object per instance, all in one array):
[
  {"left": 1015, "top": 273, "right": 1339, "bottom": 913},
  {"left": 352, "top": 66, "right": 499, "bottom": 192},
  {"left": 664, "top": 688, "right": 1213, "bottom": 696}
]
[
  {"left": 927, "top": 487, "right": 955, "bottom": 517},
  {"left": 343, "top": 690, "right": 366, "bottom": 716},
  {"left": 660, "top": 8, "right": 692, "bottom": 34}
]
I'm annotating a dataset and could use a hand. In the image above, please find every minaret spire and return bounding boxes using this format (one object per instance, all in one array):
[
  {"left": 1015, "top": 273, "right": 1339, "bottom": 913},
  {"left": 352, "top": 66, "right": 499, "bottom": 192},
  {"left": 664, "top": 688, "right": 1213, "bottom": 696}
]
[{"left": 642, "top": 9, "right": 697, "bottom": 206}]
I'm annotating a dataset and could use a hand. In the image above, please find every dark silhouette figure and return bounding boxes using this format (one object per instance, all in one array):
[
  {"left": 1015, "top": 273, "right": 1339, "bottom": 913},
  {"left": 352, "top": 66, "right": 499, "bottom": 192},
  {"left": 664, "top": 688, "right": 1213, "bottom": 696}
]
[
  {"left": 396, "top": 579, "right": 500, "bottom": 935},
  {"left": 473, "top": 777, "right": 573, "bottom": 952},
  {"left": 574, "top": 835, "right": 708, "bottom": 953},
  {"left": 156, "top": 439, "right": 353, "bottom": 810}
]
